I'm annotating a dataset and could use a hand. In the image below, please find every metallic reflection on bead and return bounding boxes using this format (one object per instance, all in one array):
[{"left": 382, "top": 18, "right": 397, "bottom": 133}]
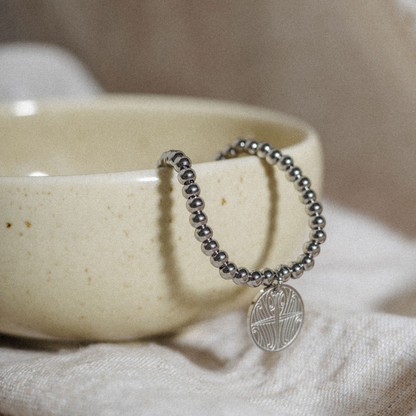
[
  {"left": 246, "top": 139, "right": 258, "bottom": 155},
  {"left": 178, "top": 168, "right": 196, "bottom": 185},
  {"left": 201, "top": 239, "right": 219, "bottom": 256},
  {"left": 223, "top": 145, "right": 237, "bottom": 158},
  {"left": 174, "top": 157, "right": 192, "bottom": 172},
  {"left": 303, "top": 241, "right": 320, "bottom": 257},
  {"left": 165, "top": 150, "right": 176, "bottom": 160},
  {"left": 232, "top": 138, "right": 246, "bottom": 153},
  {"left": 297, "top": 254, "right": 315, "bottom": 271},
  {"left": 295, "top": 177, "right": 311, "bottom": 192},
  {"left": 276, "top": 265, "right": 291, "bottom": 282},
  {"left": 288, "top": 262, "right": 303, "bottom": 279},
  {"left": 309, "top": 215, "right": 326, "bottom": 229},
  {"left": 287, "top": 166, "right": 302, "bottom": 182},
  {"left": 214, "top": 152, "right": 226, "bottom": 161},
  {"left": 278, "top": 156, "right": 293, "bottom": 171},
  {"left": 233, "top": 267, "right": 250, "bottom": 285},
  {"left": 220, "top": 262, "right": 237, "bottom": 280},
  {"left": 310, "top": 229, "right": 326, "bottom": 244},
  {"left": 247, "top": 270, "right": 263, "bottom": 287},
  {"left": 262, "top": 268, "right": 275, "bottom": 286},
  {"left": 210, "top": 250, "right": 228, "bottom": 268},
  {"left": 266, "top": 149, "right": 282, "bottom": 165},
  {"left": 171, "top": 151, "right": 184, "bottom": 164},
  {"left": 257, "top": 142, "right": 272, "bottom": 158},
  {"left": 186, "top": 197, "right": 205, "bottom": 213},
  {"left": 306, "top": 201, "right": 323, "bottom": 216},
  {"left": 160, "top": 150, "right": 170, "bottom": 160},
  {"left": 182, "top": 183, "right": 200, "bottom": 198},
  {"left": 157, "top": 150, "right": 171, "bottom": 168},
  {"left": 189, "top": 211, "right": 208, "bottom": 228},
  {"left": 194, "top": 225, "right": 213, "bottom": 242},
  {"left": 300, "top": 189, "right": 316, "bottom": 204}
]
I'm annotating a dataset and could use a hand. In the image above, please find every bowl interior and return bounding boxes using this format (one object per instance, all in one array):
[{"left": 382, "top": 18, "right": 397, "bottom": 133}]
[{"left": 0, "top": 95, "right": 307, "bottom": 177}]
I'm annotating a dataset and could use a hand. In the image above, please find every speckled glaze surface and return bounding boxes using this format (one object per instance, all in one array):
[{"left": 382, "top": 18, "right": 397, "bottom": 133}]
[{"left": 0, "top": 95, "right": 323, "bottom": 341}]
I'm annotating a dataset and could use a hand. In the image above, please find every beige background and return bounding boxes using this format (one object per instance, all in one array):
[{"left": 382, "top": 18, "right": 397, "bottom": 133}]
[{"left": 1, "top": 0, "right": 416, "bottom": 235}]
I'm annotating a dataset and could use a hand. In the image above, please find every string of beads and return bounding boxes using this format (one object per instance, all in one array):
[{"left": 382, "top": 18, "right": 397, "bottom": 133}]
[{"left": 157, "top": 138, "right": 326, "bottom": 288}]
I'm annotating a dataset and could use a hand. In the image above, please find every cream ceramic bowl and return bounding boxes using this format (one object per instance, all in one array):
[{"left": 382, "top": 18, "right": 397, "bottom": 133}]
[{"left": 0, "top": 95, "right": 323, "bottom": 341}]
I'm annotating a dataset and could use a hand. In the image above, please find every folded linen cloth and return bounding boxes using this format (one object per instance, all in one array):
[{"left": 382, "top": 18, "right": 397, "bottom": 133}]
[{"left": 0, "top": 201, "right": 415, "bottom": 416}]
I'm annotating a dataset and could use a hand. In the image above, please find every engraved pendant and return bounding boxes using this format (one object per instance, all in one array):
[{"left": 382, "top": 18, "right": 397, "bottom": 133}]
[{"left": 248, "top": 284, "right": 304, "bottom": 352}]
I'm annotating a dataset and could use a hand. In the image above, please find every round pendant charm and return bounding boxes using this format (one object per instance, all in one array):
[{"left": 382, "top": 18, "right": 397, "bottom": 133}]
[{"left": 248, "top": 284, "right": 304, "bottom": 352}]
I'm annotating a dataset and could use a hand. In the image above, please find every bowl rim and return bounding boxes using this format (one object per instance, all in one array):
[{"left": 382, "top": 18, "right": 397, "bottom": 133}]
[{"left": 0, "top": 94, "right": 319, "bottom": 181}]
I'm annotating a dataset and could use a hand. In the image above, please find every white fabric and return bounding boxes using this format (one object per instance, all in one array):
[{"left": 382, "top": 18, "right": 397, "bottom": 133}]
[{"left": 1, "top": 202, "right": 416, "bottom": 416}]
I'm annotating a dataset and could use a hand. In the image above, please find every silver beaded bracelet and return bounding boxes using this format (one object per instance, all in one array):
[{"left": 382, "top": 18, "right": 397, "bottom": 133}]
[{"left": 157, "top": 138, "right": 326, "bottom": 352}]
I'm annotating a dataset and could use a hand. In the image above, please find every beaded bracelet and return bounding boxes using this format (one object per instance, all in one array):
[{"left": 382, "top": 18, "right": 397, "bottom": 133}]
[{"left": 157, "top": 138, "right": 326, "bottom": 352}]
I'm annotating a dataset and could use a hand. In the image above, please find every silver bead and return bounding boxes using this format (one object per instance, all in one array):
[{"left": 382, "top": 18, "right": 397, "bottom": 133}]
[
  {"left": 186, "top": 197, "right": 205, "bottom": 213},
  {"left": 232, "top": 138, "right": 246, "bottom": 153},
  {"left": 262, "top": 268, "right": 275, "bottom": 286},
  {"left": 300, "top": 189, "right": 316, "bottom": 204},
  {"left": 214, "top": 152, "right": 226, "bottom": 161},
  {"left": 309, "top": 215, "right": 326, "bottom": 229},
  {"left": 164, "top": 150, "right": 176, "bottom": 159},
  {"left": 246, "top": 139, "right": 258, "bottom": 155},
  {"left": 182, "top": 183, "right": 200, "bottom": 198},
  {"left": 178, "top": 168, "right": 196, "bottom": 185},
  {"left": 247, "top": 270, "right": 263, "bottom": 288},
  {"left": 233, "top": 267, "right": 249, "bottom": 285},
  {"left": 210, "top": 250, "right": 228, "bottom": 268},
  {"left": 160, "top": 150, "right": 171, "bottom": 160},
  {"left": 174, "top": 157, "right": 192, "bottom": 172},
  {"left": 201, "top": 239, "right": 219, "bottom": 256},
  {"left": 310, "top": 229, "right": 326, "bottom": 244},
  {"left": 194, "top": 225, "right": 213, "bottom": 242},
  {"left": 276, "top": 265, "right": 291, "bottom": 283},
  {"left": 297, "top": 254, "right": 315, "bottom": 271},
  {"left": 288, "top": 262, "right": 303, "bottom": 279},
  {"left": 219, "top": 262, "right": 237, "bottom": 280},
  {"left": 189, "top": 211, "right": 208, "bottom": 228},
  {"left": 303, "top": 240, "right": 320, "bottom": 257},
  {"left": 265, "top": 149, "right": 282, "bottom": 165},
  {"left": 278, "top": 156, "right": 293, "bottom": 171},
  {"left": 256, "top": 142, "right": 272, "bottom": 158},
  {"left": 168, "top": 150, "right": 178, "bottom": 159},
  {"left": 286, "top": 166, "right": 302, "bottom": 182},
  {"left": 306, "top": 201, "right": 323, "bottom": 216},
  {"left": 157, "top": 151, "right": 171, "bottom": 168},
  {"left": 295, "top": 176, "right": 311, "bottom": 192},
  {"left": 223, "top": 145, "right": 237, "bottom": 158},
  {"left": 170, "top": 151, "right": 184, "bottom": 164}
]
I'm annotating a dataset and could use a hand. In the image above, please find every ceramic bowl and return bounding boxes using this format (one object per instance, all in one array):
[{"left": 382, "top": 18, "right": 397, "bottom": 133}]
[{"left": 0, "top": 95, "right": 322, "bottom": 341}]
